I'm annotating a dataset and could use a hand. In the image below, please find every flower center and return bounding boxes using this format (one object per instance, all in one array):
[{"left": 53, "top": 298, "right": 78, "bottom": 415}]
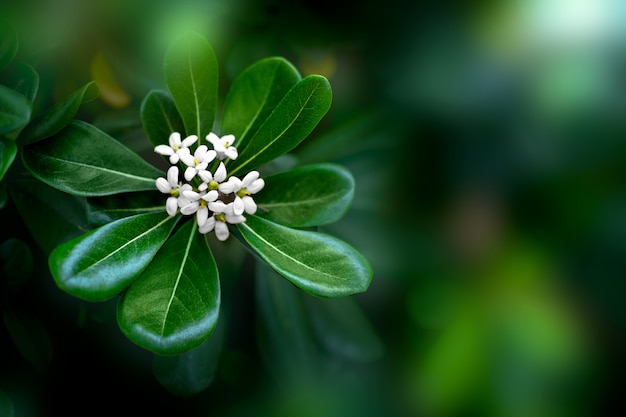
[
  {"left": 215, "top": 213, "right": 226, "bottom": 222},
  {"left": 208, "top": 180, "right": 219, "bottom": 190},
  {"left": 236, "top": 188, "right": 249, "bottom": 198},
  {"left": 170, "top": 189, "right": 179, "bottom": 197}
]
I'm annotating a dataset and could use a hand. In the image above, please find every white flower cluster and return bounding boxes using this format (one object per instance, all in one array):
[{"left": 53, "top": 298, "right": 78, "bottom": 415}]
[{"left": 154, "top": 132, "right": 264, "bottom": 241}]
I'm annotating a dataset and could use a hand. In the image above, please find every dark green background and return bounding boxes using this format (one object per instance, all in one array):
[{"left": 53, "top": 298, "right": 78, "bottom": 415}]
[{"left": 1, "top": 0, "right": 624, "bottom": 415}]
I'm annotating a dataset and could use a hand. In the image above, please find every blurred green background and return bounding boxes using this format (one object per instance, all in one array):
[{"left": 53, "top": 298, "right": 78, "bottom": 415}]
[{"left": 1, "top": 0, "right": 625, "bottom": 415}]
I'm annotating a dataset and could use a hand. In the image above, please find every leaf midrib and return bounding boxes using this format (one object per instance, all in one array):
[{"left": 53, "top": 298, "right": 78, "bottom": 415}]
[
  {"left": 230, "top": 83, "right": 320, "bottom": 176},
  {"left": 72, "top": 215, "right": 172, "bottom": 278},
  {"left": 259, "top": 190, "right": 347, "bottom": 208},
  {"left": 161, "top": 222, "right": 196, "bottom": 336},
  {"left": 33, "top": 152, "right": 157, "bottom": 183},
  {"left": 240, "top": 220, "right": 337, "bottom": 281}
]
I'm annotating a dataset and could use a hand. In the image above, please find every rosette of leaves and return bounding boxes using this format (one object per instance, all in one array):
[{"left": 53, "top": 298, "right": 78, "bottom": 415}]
[{"left": 21, "top": 32, "right": 372, "bottom": 357}]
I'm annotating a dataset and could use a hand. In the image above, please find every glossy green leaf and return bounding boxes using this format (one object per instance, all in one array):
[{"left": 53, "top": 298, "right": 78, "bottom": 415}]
[
  {"left": 6, "top": 61, "right": 39, "bottom": 103},
  {"left": 49, "top": 212, "right": 179, "bottom": 302},
  {"left": 2, "top": 306, "right": 53, "bottom": 371},
  {"left": 141, "top": 89, "right": 185, "bottom": 148},
  {"left": 164, "top": 32, "right": 218, "bottom": 138},
  {"left": 117, "top": 220, "right": 220, "bottom": 355},
  {"left": 0, "top": 84, "right": 31, "bottom": 136},
  {"left": 303, "top": 295, "right": 384, "bottom": 362},
  {"left": 10, "top": 178, "right": 90, "bottom": 255},
  {"left": 87, "top": 190, "right": 165, "bottom": 227},
  {"left": 228, "top": 75, "right": 332, "bottom": 177},
  {"left": 236, "top": 215, "right": 371, "bottom": 297},
  {"left": 0, "top": 23, "right": 18, "bottom": 71},
  {"left": 256, "top": 163, "right": 354, "bottom": 227},
  {"left": 255, "top": 261, "right": 318, "bottom": 382},
  {"left": 153, "top": 319, "right": 224, "bottom": 396},
  {"left": 19, "top": 81, "right": 99, "bottom": 145},
  {"left": 220, "top": 57, "right": 301, "bottom": 148},
  {"left": 22, "top": 120, "right": 163, "bottom": 196},
  {"left": 0, "top": 136, "right": 16, "bottom": 181}
]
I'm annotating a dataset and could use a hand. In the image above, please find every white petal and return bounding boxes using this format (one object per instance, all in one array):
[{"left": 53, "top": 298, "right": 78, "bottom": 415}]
[
  {"left": 156, "top": 178, "right": 171, "bottom": 194},
  {"left": 198, "top": 182, "right": 208, "bottom": 191},
  {"left": 222, "top": 134, "right": 235, "bottom": 146},
  {"left": 197, "top": 206, "right": 209, "bottom": 227},
  {"left": 233, "top": 196, "right": 244, "bottom": 215},
  {"left": 246, "top": 178, "right": 265, "bottom": 194},
  {"left": 154, "top": 145, "right": 174, "bottom": 156},
  {"left": 223, "top": 202, "right": 236, "bottom": 215},
  {"left": 195, "top": 145, "right": 208, "bottom": 160},
  {"left": 218, "top": 181, "right": 236, "bottom": 194},
  {"left": 206, "top": 132, "right": 220, "bottom": 146},
  {"left": 215, "top": 221, "right": 229, "bottom": 241},
  {"left": 225, "top": 213, "right": 246, "bottom": 224},
  {"left": 199, "top": 216, "right": 216, "bottom": 234},
  {"left": 224, "top": 147, "right": 238, "bottom": 160},
  {"left": 166, "top": 197, "right": 178, "bottom": 216},
  {"left": 167, "top": 166, "right": 179, "bottom": 186},
  {"left": 184, "top": 167, "right": 197, "bottom": 181},
  {"left": 179, "top": 150, "right": 195, "bottom": 167},
  {"left": 214, "top": 162, "right": 227, "bottom": 182},
  {"left": 182, "top": 134, "right": 198, "bottom": 147},
  {"left": 182, "top": 190, "right": 200, "bottom": 200},
  {"left": 242, "top": 196, "right": 257, "bottom": 214},
  {"left": 197, "top": 170, "right": 213, "bottom": 183},
  {"left": 208, "top": 200, "right": 227, "bottom": 213},
  {"left": 181, "top": 201, "right": 199, "bottom": 215},
  {"left": 177, "top": 196, "right": 191, "bottom": 207},
  {"left": 169, "top": 132, "right": 181, "bottom": 148},
  {"left": 205, "top": 149, "right": 217, "bottom": 163},
  {"left": 169, "top": 154, "right": 180, "bottom": 164},
  {"left": 202, "top": 190, "right": 219, "bottom": 202},
  {"left": 242, "top": 171, "right": 259, "bottom": 187}
]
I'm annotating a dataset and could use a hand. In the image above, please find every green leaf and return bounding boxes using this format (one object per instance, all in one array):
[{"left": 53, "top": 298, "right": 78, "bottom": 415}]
[
  {"left": 5, "top": 61, "right": 39, "bottom": 103},
  {"left": 87, "top": 190, "right": 165, "bottom": 227},
  {"left": 140, "top": 89, "right": 185, "bottom": 148},
  {"left": 18, "top": 81, "right": 99, "bottom": 145},
  {"left": 0, "top": 22, "right": 18, "bottom": 71},
  {"left": 0, "top": 136, "right": 16, "bottom": 181},
  {"left": 22, "top": 120, "right": 163, "bottom": 196},
  {"left": 49, "top": 212, "right": 179, "bottom": 302},
  {"left": 256, "top": 163, "right": 354, "bottom": 227},
  {"left": 220, "top": 57, "right": 301, "bottom": 148},
  {"left": 255, "top": 261, "right": 319, "bottom": 382},
  {"left": 236, "top": 215, "right": 371, "bottom": 297},
  {"left": 153, "top": 319, "right": 224, "bottom": 396},
  {"left": 164, "top": 32, "right": 218, "bottom": 139},
  {"left": 302, "top": 295, "right": 384, "bottom": 362},
  {"left": 0, "top": 84, "right": 31, "bottom": 136},
  {"left": 228, "top": 75, "right": 332, "bottom": 177},
  {"left": 117, "top": 220, "right": 220, "bottom": 355}
]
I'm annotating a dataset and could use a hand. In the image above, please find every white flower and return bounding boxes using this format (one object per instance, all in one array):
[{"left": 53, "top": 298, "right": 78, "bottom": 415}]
[
  {"left": 180, "top": 189, "right": 219, "bottom": 227},
  {"left": 155, "top": 166, "right": 183, "bottom": 216},
  {"left": 206, "top": 132, "right": 238, "bottom": 160},
  {"left": 154, "top": 132, "right": 197, "bottom": 164},
  {"left": 179, "top": 144, "right": 217, "bottom": 181},
  {"left": 198, "top": 162, "right": 227, "bottom": 192},
  {"left": 218, "top": 170, "right": 265, "bottom": 215},
  {"left": 200, "top": 201, "right": 245, "bottom": 240}
]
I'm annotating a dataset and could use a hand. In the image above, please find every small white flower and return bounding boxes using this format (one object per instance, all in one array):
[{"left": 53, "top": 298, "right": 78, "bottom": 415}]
[
  {"left": 200, "top": 201, "right": 245, "bottom": 240},
  {"left": 154, "top": 132, "right": 197, "bottom": 164},
  {"left": 218, "top": 171, "right": 265, "bottom": 215},
  {"left": 180, "top": 145, "right": 217, "bottom": 181},
  {"left": 180, "top": 189, "right": 219, "bottom": 227},
  {"left": 155, "top": 166, "right": 183, "bottom": 216},
  {"left": 206, "top": 132, "right": 238, "bottom": 160},
  {"left": 198, "top": 162, "right": 227, "bottom": 191}
]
